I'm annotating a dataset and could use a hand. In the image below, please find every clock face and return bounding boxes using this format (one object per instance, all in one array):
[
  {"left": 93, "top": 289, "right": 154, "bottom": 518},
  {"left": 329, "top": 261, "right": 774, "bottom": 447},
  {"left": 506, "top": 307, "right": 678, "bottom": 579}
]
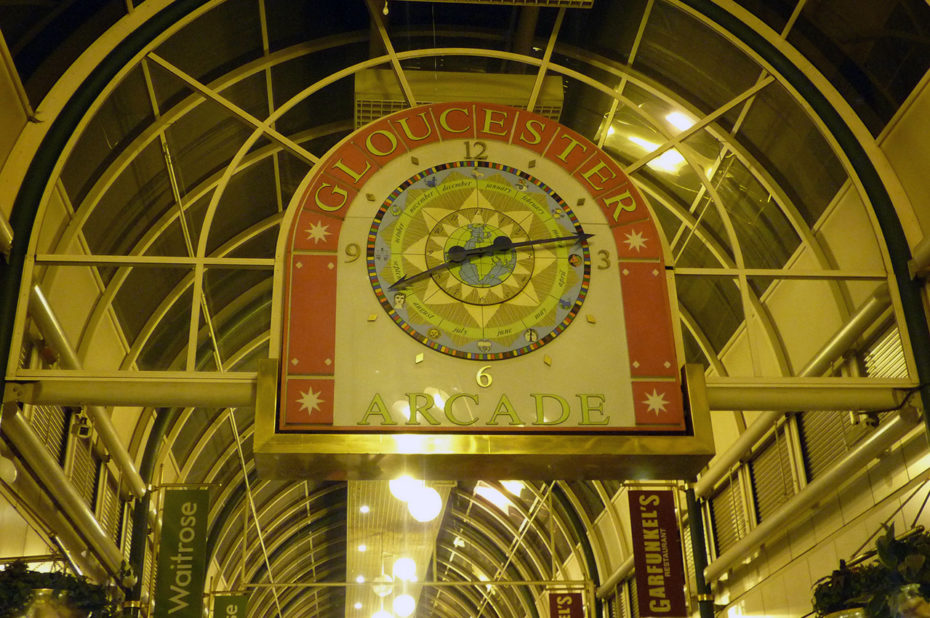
[{"left": 367, "top": 161, "right": 591, "bottom": 360}]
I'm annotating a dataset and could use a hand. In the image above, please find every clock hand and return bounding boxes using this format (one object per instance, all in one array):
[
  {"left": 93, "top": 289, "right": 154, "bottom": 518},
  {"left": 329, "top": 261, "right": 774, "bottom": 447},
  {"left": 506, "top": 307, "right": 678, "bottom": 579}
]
[
  {"left": 453, "top": 231, "right": 592, "bottom": 260},
  {"left": 388, "top": 237, "right": 511, "bottom": 290},
  {"left": 388, "top": 231, "right": 592, "bottom": 290}
]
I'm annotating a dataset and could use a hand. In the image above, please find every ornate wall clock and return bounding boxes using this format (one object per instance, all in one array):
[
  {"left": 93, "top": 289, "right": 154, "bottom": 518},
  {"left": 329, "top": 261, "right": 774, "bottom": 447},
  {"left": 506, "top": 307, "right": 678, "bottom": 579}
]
[{"left": 256, "top": 102, "right": 714, "bottom": 480}]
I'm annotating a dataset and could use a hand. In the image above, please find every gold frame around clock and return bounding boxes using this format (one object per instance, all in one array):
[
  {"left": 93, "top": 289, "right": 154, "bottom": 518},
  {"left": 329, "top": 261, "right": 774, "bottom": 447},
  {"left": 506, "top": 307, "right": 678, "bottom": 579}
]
[
  {"left": 262, "top": 102, "right": 715, "bottom": 480},
  {"left": 255, "top": 359, "right": 714, "bottom": 480}
]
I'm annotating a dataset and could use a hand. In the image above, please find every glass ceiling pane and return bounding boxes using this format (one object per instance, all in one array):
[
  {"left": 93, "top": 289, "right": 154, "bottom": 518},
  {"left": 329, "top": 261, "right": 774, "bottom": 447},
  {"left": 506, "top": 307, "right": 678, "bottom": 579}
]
[
  {"left": 60, "top": 65, "right": 155, "bottom": 208},
  {"left": 672, "top": 194, "right": 732, "bottom": 267},
  {"left": 82, "top": 140, "right": 175, "bottom": 256},
  {"left": 713, "top": 154, "right": 802, "bottom": 270},
  {"left": 204, "top": 157, "right": 280, "bottom": 255},
  {"left": 161, "top": 96, "right": 257, "bottom": 202},
  {"left": 264, "top": 0, "right": 368, "bottom": 52},
  {"left": 731, "top": 0, "right": 794, "bottom": 33},
  {"left": 734, "top": 81, "right": 847, "bottom": 227},
  {"left": 634, "top": 0, "right": 762, "bottom": 114},
  {"left": 136, "top": 286, "right": 192, "bottom": 370},
  {"left": 154, "top": 0, "right": 263, "bottom": 85},
  {"left": 560, "top": 0, "right": 650, "bottom": 66},
  {"left": 675, "top": 276, "right": 743, "bottom": 354},
  {"left": 788, "top": 0, "right": 930, "bottom": 136}
]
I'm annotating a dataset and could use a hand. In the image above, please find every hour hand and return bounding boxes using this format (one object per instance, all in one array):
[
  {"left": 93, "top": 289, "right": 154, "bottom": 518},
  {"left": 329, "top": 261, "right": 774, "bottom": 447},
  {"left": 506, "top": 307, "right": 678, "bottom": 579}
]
[{"left": 388, "top": 246, "right": 467, "bottom": 290}]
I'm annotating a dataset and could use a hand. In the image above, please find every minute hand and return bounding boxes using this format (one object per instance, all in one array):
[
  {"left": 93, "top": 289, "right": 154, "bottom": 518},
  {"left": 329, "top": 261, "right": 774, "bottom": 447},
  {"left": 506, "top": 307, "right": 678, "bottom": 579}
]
[{"left": 502, "top": 231, "right": 593, "bottom": 251}]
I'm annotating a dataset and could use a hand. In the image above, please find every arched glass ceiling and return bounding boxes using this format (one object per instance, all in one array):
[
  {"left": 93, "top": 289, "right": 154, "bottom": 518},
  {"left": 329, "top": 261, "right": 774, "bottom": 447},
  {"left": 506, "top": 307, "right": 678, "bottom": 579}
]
[{"left": 3, "top": 1, "right": 929, "bottom": 617}]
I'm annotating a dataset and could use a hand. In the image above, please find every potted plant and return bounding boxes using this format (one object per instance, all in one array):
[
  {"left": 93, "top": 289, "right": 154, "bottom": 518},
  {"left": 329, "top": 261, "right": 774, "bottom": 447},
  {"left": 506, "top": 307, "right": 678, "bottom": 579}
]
[
  {"left": 812, "top": 560, "right": 889, "bottom": 617},
  {"left": 0, "top": 561, "right": 122, "bottom": 618},
  {"left": 813, "top": 525, "right": 930, "bottom": 618}
]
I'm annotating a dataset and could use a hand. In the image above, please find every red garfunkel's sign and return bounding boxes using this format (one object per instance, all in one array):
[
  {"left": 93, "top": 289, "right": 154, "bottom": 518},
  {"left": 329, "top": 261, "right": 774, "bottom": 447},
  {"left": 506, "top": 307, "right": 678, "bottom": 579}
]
[{"left": 629, "top": 490, "right": 687, "bottom": 617}]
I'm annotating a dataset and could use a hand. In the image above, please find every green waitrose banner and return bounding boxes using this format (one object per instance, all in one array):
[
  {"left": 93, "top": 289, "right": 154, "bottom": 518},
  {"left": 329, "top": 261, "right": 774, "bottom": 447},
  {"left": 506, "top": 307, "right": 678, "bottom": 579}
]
[
  {"left": 213, "top": 594, "right": 249, "bottom": 617},
  {"left": 155, "top": 487, "right": 210, "bottom": 618}
]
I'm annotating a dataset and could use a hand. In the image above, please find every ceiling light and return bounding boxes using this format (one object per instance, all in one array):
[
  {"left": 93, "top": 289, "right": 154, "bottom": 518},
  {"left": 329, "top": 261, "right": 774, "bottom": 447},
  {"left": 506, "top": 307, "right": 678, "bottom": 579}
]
[
  {"left": 647, "top": 149, "right": 686, "bottom": 173},
  {"left": 501, "top": 481, "right": 523, "bottom": 497},
  {"left": 372, "top": 574, "right": 393, "bottom": 597},
  {"left": 475, "top": 485, "right": 513, "bottom": 514},
  {"left": 372, "top": 611, "right": 392, "bottom": 618},
  {"left": 393, "top": 557, "right": 417, "bottom": 582},
  {"left": 407, "top": 486, "right": 442, "bottom": 522},
  {"left": 628, "top": 136, "right": 659, "bottom": 151},
  {"left": 354, "top": 602, "right": 362, "bottom": 609},
  {"left": 389, "top": 475, "right": 424, "bottom": 502},
  {"left": 360, "top": 505, "right": 370, "bottom": 514},
  {"left": 358, "top": 544, "right": 367, "bottom": 552},
  {"left": 356, "top": 575, "right": 366, "bottom": 584},
  {"left": 666, "top": 111, "right": 695, "bottom": 131},
  {"left": 393, "top": 594, "right": 416, "bottom": 617}
]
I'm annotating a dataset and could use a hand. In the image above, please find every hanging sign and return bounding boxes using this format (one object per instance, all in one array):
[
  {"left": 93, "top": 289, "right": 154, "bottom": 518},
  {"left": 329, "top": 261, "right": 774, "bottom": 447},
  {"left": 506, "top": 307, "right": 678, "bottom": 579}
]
[
  {"left": 549, "top": 591, "right": 584, "bottom": 617},
  {"left": 154, "top": 487, "right": 211, "bottom": 618},
  {"left": 213, "top": 594, "right": 249, "bottom": 617},
  {"left": 628, "top": 490, "right": 687, "bottom": 618},
  {"left": 256, "top": 101, "right": 715, "bottom": 481}
]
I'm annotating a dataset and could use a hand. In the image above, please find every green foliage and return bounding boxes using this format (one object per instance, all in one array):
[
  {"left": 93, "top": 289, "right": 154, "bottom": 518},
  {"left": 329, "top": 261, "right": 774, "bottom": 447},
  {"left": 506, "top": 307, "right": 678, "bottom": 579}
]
[
  {"left": 0, "top": 561, "right": 122, "bottom": 618},
  {"left": 813, "top": 525, "right": 930, "bottom": 618}
]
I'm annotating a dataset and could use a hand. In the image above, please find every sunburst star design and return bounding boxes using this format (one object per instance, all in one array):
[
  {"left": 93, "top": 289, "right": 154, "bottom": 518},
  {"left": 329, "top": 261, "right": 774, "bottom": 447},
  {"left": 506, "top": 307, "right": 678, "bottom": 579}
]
[
  {"left": 624, "top": 230, "right": 648, "bottom": 252},
  {"left": 305, "top": 220, "right": 331, "bottom": 244},
  {"left": 643, "top": 389, "right": 668, "bottom": 415},
  {"left": 298, "top": 388, "right": 324, "bottom": 415}
]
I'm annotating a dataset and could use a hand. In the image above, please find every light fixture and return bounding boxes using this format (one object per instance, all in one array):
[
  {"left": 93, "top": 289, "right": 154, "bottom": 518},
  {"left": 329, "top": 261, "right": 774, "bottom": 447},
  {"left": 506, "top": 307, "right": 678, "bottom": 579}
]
[
  {"left": 393, "top": 557, "right": 416, "bottom": 582},
  {"left": 372, "top": 610, "right": 392, "bottom": 618},
  {"left": 356, "top": 575, "right": 366, "bottom": 584},
  {"left": 389, "top": 475, "right": 424, "bottom": 502},
  {"left": 372, "top": 574, "right": 393, "bottom": 597},
  {"left": 360, "top": 505, "right": 370, "bottom": 514},
  {"left": 627, "top": 136, "right": 686, "bottom": 173},
  {"left": 407, "top": 486, "right": 442, "bottom": 522},
  {"left": 501, "top": 481, "right": 523, "bottom": 497},
  {"left": 354, "top": 602, "right": 362, "bottom": 609},
  {"left": 666, "top": 111, "right": 695, "bottom": 131},
  {"left": 393, "top": 593, "right": 416, "bottom": 617},
  {"left": 475, "top": 485, "right": 513, "bottom": 514},
  {"left": 358, "top": 544, "right": 367, "bottom": 552}
]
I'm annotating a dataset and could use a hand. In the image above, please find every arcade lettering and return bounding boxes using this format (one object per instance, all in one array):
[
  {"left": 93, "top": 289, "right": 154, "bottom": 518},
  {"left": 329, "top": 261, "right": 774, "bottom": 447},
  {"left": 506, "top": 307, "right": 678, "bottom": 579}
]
[{"left": 358, "top": 392, "right": 609, "bottom": 426}]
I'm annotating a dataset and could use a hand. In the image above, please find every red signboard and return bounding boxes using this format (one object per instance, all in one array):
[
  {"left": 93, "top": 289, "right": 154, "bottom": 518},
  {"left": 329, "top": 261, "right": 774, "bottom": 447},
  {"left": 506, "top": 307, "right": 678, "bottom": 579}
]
[
  {"left": 628, "top": 490, "right": 687, "bottom": 617},
  {"left": 549, "top": 592, "right": 584, "bottom": 618}
]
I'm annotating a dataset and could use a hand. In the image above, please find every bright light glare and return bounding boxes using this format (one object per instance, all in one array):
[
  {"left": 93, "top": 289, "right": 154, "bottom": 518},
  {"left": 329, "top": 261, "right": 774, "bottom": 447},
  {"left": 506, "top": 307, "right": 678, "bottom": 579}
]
[
  {"left": 501, "top": 481, "right": 523, "bottom": 497},
  {"left": 453, "top": 536, "right": 465, "bottom": 548},
  {"left": 393, "top": 557, "right": 417, "bottom": 581},
  {"left": 389, "top": 475, "right": 424, "bottom": 502},
  {"left": 360, "top": 505, "right": 370, "bottom": 514},
  {"left": 356, "top": 575, "right": 365, "bottom": 584},
  {"left": 628, "top": 136, "right": 686, "bottom": 172},
  {"left": 475, "top": 485, "right": 513, "bottom": 514},
  {"left": 647, "top": 149, "right": 686, "bottom": 173},
  {"left": 354, "top": 602, "right": 362, "bottom": 609},
  {"left": 425, "top": 386, "right": 447, "bottom": 409},
  {"left": 372, "top": 610, "right": 392, "bottom": 618},
  {"left": 393, "top": 594, "right": 416, "bottom": 617},
  {"left": 666, "top": 111, "right": 695, "bottom": 131},
  {"left": 358, "top": 544, "right": 367, "bottom": 552},
  {"left": 628, "top": 136, "right": 659, "bottom": 151},
  {"left": 607, "top": 125, "right": 616, "bottom": 137},
  {"left": 408, "top": 486, "right": 442, "bottom": 522},
  {"left": 372, "top": 574, "right": 393, "bottom": 597}
]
